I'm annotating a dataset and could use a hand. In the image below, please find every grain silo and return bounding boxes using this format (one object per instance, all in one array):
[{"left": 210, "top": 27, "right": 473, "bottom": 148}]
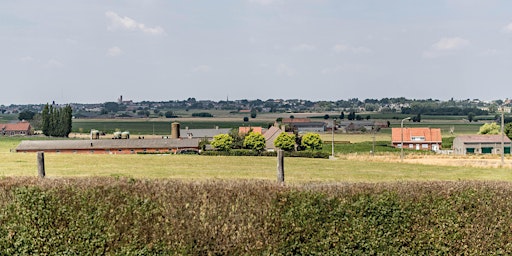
[{"left": 171, "top": 122, "right": 180, "bottom": 139}]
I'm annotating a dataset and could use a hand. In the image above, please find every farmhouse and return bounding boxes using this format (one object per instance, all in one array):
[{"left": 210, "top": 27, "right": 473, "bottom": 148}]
[
  {"left": 0, "top": 121, "right": 32, "bottom": 136},
  {"left": 391, "top": 127, "right": 442, "bottom": 151},
  {"left": 453, "top": 135, "right": 511, "bottom": 155},
  {"left": 15, "top": 138, "right": 200, "bottom": 154}
]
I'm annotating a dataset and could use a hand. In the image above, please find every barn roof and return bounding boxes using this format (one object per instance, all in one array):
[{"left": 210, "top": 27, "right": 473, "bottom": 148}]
[
  {"left": 1, "top": 121, "right": 31, "bottom": 131},
  {"left": 454, "top": 135, "right": 511, "bottom": 144},
  {"left": 16, "top": 138, "right": 200, "bottom": 152}
]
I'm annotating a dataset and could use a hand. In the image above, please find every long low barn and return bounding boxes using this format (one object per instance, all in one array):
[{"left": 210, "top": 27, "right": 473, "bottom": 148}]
[{"left": 15, "top": 139, "right": 200, "bottom": 154}]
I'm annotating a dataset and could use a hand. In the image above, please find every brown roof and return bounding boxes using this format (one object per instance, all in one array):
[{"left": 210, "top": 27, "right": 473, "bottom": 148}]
[
  {"left": 454, "top": 135, "right": 511, "bottom": 144},
  {"left": 391, "top": 127, "right": 442, "bottom": 143},
  {"left": 16, "top": 138, "right": 200, "bottom": 151},
  {"left": 1, "top": 121, "right": 31, "bottom": 131},
  {"left": 238, "top": 126, "right": 263, "bottom": 134}
]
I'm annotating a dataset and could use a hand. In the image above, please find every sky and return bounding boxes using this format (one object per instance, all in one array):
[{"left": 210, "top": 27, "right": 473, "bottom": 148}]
[{"left": 1, "top": 0, "right": 512, "bottom": 105}]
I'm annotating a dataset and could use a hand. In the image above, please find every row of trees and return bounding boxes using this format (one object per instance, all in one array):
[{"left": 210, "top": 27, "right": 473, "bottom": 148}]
[
  {"left": 211, "top": 130, "right": 323, "bottom": 152},
  {"left": 42, "top": 104, "right": 73, "bottom": 137}
]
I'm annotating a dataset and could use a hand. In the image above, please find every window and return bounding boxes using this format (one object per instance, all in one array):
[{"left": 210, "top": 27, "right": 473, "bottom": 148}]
[
  {"left": 422, "top": 144, "right": 428, "bottom": 149},
  {"left": 481, "top": 147, "right": 492, "bottom": 154},
  {"left": 409, "top": 144, "right": 414, "bottom": 149},
  {"left": 411, "top": 136, "right": 425, "bottom": 141}
]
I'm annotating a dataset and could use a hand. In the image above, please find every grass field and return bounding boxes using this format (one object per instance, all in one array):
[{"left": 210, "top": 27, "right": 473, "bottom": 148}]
[
  {"left": 3, "top": 136, "right": 512, "bottom": 183},
  {"left": 71, "top": 118, "right": 273, "bottom": 135}
]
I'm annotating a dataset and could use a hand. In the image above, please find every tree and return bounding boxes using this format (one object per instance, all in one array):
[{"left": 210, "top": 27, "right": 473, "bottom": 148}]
[
  {"left": 505, "top": 123, "right": 512, "bottom": 139},
  {"left": 164, "top": 111, "right": 176, "bottom": 118},
  {"left": 347, "top": 112, "right": 356, "bottom": 120},
  {"left": 211, "top": 134, "right": 233, "bottom": 151},
  {"left": 467, "top": 112, "right": 476, "bottom": 122},
  {"left": 243, "top": 132, "right": 266, "bottom": 151},
  {"left": 243, "top": 116, "right": 249, "bottom": 122},
  {"left": 478, "top": 122, "right": 500, "bottom": 135},
  {"left": 274, "top": 132, "right": 296, "bottom": 151},
  {"left": 18, "top": 110, "right": 35, "bottom": 121},
  {"left": 412, "top": 113, "right": 421, "bottom": 122},
  {"left": 41, "top": 103, "right": 72, "bottom": 137},
  {"left": 301, "top": 133, "right": 323, "bottom": 150},
  {"left": 323, "top": 114, "right": 330, "bottom": 119},
  {"left": 339, "top": 112, "right": 345, "bottom": 120},
  {"left": 103, "top": 102, "right": 120, "bottom": 113}
]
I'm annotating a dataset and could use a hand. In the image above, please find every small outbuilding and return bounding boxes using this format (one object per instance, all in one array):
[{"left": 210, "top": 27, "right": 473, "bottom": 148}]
[{"left": 453, "top": 135, "right": 511, "bottom": 155}]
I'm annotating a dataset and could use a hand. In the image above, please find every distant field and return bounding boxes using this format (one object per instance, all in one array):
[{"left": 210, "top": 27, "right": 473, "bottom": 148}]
[{"left": 72, "top": 118, "right": 273, "bottom": 135}]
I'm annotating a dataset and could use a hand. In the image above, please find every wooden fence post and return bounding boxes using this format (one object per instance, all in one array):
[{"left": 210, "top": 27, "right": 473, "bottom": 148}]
[
  {"left": 37, "top": 151, "right": 45, "bottom": 178},
  {"left": 277, "top": 150, "right": 284, "bottom": 184}
]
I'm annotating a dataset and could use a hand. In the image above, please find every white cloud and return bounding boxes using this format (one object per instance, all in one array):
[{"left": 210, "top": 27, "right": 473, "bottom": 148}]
[
  {"left": 19, "top": 56, "right": 35, "bottom": 63},
  {"left": 321, "top": 64, "right": 365, "bottom": 74},
  {"left": 107, "top": 46, "right": 123, "bottom": 57},
  {"left": 44, "top": 59, "right": 63, "bottom": 69},
  {"left": 291, "top": 44, "right": 316, "bottom": 52},
  {"left": 276, "top": 64, "right": 296, "bottom": 77},
  {"left": 503, "top": 23, "right": 512, "bottom": 33},
  {"left": 423, "top": 37, "right": 470, "bottom": 58},
  {"left": 105, "top": 11, "right": 164, "bottom": 35},
  {"left": 432, "top": 37, "right": 470, "bottom": 51},
  {"left": 333, "top": 44, "right": 371, "bottom": 54},
  {"left": 248, "top": 0, "right": 280, "bottom": 5},
  {"left": 192, "top": 65, "right": 212, "bottom": 73}
]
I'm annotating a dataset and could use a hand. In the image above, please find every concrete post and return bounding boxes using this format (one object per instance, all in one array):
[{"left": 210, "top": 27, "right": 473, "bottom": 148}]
[
  {"left": 277, "top": 150, "right": 284, "bottom": 184},
  {"left": 37, "top": 151, "right": 45, "bottom": 178}
]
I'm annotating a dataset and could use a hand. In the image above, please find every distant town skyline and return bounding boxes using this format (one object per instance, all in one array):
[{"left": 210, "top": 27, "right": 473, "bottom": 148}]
[{"left": 1, "top": 0, "right": 512, "bottom": 105}]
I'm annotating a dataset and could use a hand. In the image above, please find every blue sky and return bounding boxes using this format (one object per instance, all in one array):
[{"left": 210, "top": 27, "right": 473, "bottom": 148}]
[{"left": 1, "top": 0, "right": 512, "bottom": 104}]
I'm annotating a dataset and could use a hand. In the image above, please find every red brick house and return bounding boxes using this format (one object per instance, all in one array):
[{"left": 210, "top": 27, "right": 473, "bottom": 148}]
[
  {"left": 0, "top": 121, "right": 32, "bottom": 136},
  {"left": 391, "top": 127, "right": 442, "bottom": 151}
]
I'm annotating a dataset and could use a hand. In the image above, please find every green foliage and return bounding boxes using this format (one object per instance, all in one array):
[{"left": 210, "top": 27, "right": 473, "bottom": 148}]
[
  {"left": 243, "top": 132, "right": 266, "bottom": 151},
  {"left": 41, "top": 104, "right": 73, "bottom": 137},
  {"left": 2, "top": 179, "right": 512, "bottom": 254},
  {"left": 442, "top": 137, "right": 455, "bottom": 149},
  {"left": 274, "top": 132, "right": 296, "bottom": 151},
  {"left": 478, "top": 122, "right": 500, "bottom": 135},
  {"left": 211, "top": 134, "right": 233, "bottom": 151},
  {"left": 505, "top": 123, "right": 512, "bottom": 140},
  {"left": 192, "top": 112, "right": 213, "bottom": 117},
  {"left": 301, "top": 133, "right": 323, "bottom": 150},
  {"left": 17, "top": 110, "right": 35, "bottom": 121},
  {"left": 103, "top": 102, "right": 120, "bottom": 113}
]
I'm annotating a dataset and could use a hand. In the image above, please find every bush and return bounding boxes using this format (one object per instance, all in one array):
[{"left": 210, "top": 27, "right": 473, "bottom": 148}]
[
  {"left": 192, "top": 112, "right": 213, "bottom": 117},
  {"left": 1, "top": 179, "right": 512, "bottom": 254}
]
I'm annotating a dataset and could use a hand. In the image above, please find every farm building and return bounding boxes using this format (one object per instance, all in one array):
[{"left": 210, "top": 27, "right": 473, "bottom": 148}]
[
  {"left": 281, "top": 117, "right": 326, "bottom": 133},
  {"left": 453, "top": 135, "right": 511, "bottom": 155},
  {"left": 0, "top": 121, "right": 32, "bottom": 136},
  {"left": 391, "top": 127, "right": 442, "bottom": 151},
  {"left": 15, "top": 138, "right": 200, "bottom": 154},
  {"left": 263, "top": 125, "right": 286, "bottom": 151}
]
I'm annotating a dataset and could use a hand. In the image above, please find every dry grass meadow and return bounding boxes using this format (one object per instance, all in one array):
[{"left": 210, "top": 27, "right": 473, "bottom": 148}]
[{"left": 3, "top": 136, "right": 512, "bottom": 182}]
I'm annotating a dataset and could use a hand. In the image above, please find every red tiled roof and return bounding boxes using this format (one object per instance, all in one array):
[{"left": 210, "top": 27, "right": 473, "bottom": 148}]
[
  {"left": 238, "top": 126, "right": 263, "bottom": 134},
  {"left": 391, "top": 127, "right": 442, "bottom": 143},
  {"left": 1, "top": 121, "right": 31, "bottom": 131}
]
